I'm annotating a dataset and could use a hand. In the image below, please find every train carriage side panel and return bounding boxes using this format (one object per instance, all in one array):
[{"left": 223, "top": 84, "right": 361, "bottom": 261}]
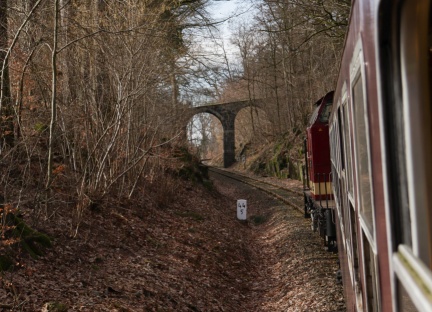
[
  {"left": 330, "top": 0, "right": 432, "bottom": 311},
  {"left": 331, "top": 0, "right": 392, "bottom": 310}
]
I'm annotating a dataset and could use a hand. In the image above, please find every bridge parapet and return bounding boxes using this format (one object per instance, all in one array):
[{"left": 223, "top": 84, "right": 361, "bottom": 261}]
[{"left": 191, "top": 99, "right": 264, "bottom": 116}]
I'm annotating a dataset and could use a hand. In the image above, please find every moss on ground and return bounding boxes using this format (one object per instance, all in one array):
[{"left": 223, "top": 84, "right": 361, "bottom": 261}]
[
  {"left": 1, "top": 212, "right": 52, "bottom": 270},
  {"left": 0, "top": 254, "right": 14, "bottom": 271}
]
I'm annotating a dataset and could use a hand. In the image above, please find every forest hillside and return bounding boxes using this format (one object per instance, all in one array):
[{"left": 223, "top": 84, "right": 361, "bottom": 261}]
[{"left": 1, "top": 1, "right": 349, "bottom": 310}]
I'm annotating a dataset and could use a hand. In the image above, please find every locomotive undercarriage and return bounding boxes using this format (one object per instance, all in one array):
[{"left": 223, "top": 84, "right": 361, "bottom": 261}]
[{"left": 304, "top": 193, "right": 337, "bottom": 252}]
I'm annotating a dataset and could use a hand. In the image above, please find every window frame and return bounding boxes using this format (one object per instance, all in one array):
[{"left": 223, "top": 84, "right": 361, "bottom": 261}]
[
  {"left": 350, "top": 40, "right": 377, "bottom": 248},
  {"left": 341, "top": 88, "right": 355, "bottom": 205}
]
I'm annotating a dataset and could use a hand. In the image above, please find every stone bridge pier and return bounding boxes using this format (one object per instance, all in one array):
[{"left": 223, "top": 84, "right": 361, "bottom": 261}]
[
  {"left": 190, "top": 99, "right": 263, "bottom": 168},
  {"left": 220, "top": 112, "right": 236, "bottom": 168}
]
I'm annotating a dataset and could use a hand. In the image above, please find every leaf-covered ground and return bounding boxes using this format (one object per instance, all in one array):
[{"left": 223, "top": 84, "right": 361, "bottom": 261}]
[{"left": 1, "top": 170, "right": 345, "bottom": 311}]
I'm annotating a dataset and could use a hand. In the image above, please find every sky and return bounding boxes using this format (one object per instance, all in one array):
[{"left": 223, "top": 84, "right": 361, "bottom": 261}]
[
  {"left": 208, "top": 0, "right": 245, "bottom": 41},
  {"left": 203, "top": 0, "right": 257, "bottom": 61}
]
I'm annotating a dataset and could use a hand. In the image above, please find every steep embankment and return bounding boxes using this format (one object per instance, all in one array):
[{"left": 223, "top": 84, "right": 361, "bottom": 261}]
[
  {"left": 1, "top": 170, "right": 257, "bottom": 311},
  {"left": 232, "top": 132, "right": 305, "bottom": 181}
]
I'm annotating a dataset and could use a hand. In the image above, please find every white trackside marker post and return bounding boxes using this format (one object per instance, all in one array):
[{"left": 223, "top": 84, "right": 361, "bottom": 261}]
[{"left": 237, "top": 199, "right": 247, "bottom": 220}]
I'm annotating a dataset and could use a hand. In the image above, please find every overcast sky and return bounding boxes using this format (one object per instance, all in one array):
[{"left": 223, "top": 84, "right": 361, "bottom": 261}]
[
  {"left": 208, "top": 0, "right": 255, "bottom": 40},
  {"left": 192, "top": 0, "right": 256, "bottom": 65},
  {"left": 208, "top": 0, "right": 241, "bottom": 41}
]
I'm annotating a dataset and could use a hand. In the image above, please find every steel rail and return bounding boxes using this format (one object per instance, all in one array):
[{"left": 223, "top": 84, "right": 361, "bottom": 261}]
[{"left": 208, "top": 167, "right": 304, "bottom": 214}]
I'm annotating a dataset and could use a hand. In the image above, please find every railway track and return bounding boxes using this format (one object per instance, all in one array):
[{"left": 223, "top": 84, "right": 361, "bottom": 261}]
[
  {"left": 208, "top": 167, "right": 305, "bottom": 214},
  {"left": 208, "top": 166, "right": 346, "bottom": 311}
]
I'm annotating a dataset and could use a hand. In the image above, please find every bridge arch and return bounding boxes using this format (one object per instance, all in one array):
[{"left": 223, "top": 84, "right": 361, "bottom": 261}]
[{"left": 189, "top": 99, "right": 264, "bottom": 167}]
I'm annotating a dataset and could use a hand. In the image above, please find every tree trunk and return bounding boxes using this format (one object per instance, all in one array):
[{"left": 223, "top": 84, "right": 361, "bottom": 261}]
[
  {"left": 47, "top": 0, "right": 59, "bottom": 187},
  {"left": 0, "top": 1, "right": 14, "bottom": 148}
]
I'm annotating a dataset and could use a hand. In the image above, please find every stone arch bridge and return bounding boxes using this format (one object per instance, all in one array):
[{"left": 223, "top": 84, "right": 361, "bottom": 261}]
[{"left": 189, "top": 99, "right": 264, "bottom": 168}]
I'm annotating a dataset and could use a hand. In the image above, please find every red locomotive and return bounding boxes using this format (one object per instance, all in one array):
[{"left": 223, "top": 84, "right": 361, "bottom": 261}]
[{"left": 303, "top": 91, "right": 336, "bottom": 250}]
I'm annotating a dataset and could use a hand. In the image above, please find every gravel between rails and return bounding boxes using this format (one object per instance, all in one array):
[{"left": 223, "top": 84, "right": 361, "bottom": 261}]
[{"left": 209, "top": 169, "right": 346, "bottom": 312}]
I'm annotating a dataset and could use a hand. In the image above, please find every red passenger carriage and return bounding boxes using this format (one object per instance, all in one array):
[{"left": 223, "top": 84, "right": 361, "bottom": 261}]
[{"left": 326, "top": 0, "right": 432, "bottom": 311}]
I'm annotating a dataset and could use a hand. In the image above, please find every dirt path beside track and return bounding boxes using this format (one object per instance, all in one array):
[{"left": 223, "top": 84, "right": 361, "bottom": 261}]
[{"left": 210, "top": 170, "right": 346, "bottom": 311}]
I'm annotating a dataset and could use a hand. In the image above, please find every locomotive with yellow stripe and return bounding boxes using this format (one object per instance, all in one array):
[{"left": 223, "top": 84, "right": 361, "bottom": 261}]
[{"left": 303, "top": 91, "right": 336, "bottom": 250}]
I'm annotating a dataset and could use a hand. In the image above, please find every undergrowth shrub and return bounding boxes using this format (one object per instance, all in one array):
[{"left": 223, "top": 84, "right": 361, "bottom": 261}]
[
  {"left": 147, "top": 146, "right": 213, "bottom": 209},
  {"left": 176, "top": 147, "right": 210, "bottom": 187}
]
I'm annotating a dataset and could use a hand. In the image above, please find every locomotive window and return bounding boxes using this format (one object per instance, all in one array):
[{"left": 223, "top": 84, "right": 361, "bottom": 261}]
[
  {"left": 309, "top": 105, "right": 320, "bottom": 125},
  {"left": 319, "top": 102, "right": 332, "bottom": 123},
  {"left": 352, "top": 74, "right": 375, "bottom": 238}
]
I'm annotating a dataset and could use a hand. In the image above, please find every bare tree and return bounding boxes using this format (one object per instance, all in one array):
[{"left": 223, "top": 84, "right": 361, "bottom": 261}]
[
  {"left": 0, "top": 0, "right": 216, "bottom": 230},
  {"left": 0, "top": 0, "right": 13, "bottom": 148}
]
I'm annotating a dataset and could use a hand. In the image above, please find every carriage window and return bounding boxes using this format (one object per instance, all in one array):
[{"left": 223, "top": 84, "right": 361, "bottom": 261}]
[
  {"left": 337, "top": 108, "right": 345, "bottom": 170},
  {"left": 352, "top": 75, "right": 374, "bottom": 238},
  {"left": 428, "top": 1, "right": 432, "bottom": 265},
  {"left": 397, "top": 281, "right": 419, "bottom": 312},
  {"left": 363, "top": 233, "right": 380, "bottom": 311},
  {"left": 349, "top": 202, "right": 360, "bottom": 282},
  {"left": 378, "top": 0, "right": 411, "bottom": 248},
  {"left": 343, "top": 103, "right": 354, "bottom": 196},
  {"left": 379, "top": 0, "right": 432, "bottom": 310},
  {"left": 397, "top": 0, "right": 432, "bottom": 265}
]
